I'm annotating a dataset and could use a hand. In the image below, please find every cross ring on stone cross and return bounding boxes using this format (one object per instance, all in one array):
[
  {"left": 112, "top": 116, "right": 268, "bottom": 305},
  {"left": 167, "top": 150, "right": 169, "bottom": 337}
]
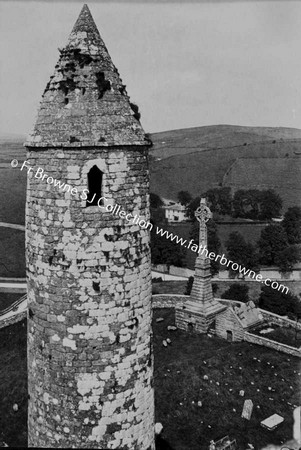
[{"left": 195, "top": 202, "right": 212, "bottom": 223}]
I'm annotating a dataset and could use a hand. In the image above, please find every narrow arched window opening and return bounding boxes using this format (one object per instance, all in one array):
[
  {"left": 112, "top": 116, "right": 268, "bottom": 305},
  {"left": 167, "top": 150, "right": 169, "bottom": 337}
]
[{"left": 86, "top": 165, "right": 103, "bottom": 207}]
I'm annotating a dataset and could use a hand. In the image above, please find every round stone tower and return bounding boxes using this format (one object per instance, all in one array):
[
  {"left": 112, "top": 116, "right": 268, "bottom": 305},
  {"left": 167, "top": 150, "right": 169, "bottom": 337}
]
[{"left": 25, "top": 5, "right": 154, "bottom": 449}]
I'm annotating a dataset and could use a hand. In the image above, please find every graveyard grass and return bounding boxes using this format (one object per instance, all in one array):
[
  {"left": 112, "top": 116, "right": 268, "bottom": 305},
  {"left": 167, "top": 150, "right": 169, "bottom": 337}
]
[
  {"left": 0, "top": 312, "right": 300, "bottom": 449},
  {"left": 153, "top": 308, "right": 301, "bottom": 450}
]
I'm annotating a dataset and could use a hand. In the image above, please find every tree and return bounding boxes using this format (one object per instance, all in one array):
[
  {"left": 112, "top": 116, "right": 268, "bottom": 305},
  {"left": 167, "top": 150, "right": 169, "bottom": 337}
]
[
  {"left": 258, "top": 189, "right": 282, "bottom": 220},
  {"left": 150, "top": 193, "right": 166, "bottom": 226},
  {"left": 232, "top": 189, "right": 282, "bottom": 220},
  {"left": 150, "top": 192, "right": 164, "bottom": 209},
  {"left": 186, "top": 196, "right": 201, "bottom": 220},
  {"left": 177, "top": 190, "right": 192, "bottom": 206},
  {"left": 258, "top": 224, "right": 288, "bottom": 266},
  {"left": 232, "top": 189, "right": 261, "bottom": 219},
  {"left": 189, "top": 218, "right": 221, "bottom": 276},
  {"left": 203, "top": 187, "right": 232, "bottom": 216},
  {"left": 274, "top": 245, "right": 301, "bottom": 273},
  {"left": 221, "top": 284, "right": 249, "bottom": 303},
  {"left": 150, "top": 207, "right": 166, "bottom": 226},
  {"left": 226, "top": 231, "right": 259, "bottom": 276},
  {"left": 258, "top": 285, "right": 301, "bottom": 319},
  {"left": 282, "top": 206, "right": 301, "bottom": 244},
  {"left": 150, "top": 227, "right": 186, "bottom": 268}
]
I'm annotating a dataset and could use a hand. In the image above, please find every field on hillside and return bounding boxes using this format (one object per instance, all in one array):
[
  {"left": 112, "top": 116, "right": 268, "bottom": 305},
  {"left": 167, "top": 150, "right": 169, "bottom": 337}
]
[
  {"left": 223, "top": 157, "right": 301, "bottom": 212},
  {"left": 153, "top": 308, "right": 301, "bottom": 450},
  {"left": 150, "top": 125, "right": 301, "bottom": 159}
]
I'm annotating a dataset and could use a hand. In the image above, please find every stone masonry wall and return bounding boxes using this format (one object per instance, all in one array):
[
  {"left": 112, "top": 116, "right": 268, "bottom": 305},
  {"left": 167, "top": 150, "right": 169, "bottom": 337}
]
[
  {"left": 244, "top": 332, "right": 301, "bottom": 358},
  {"left": 152, "top": 294, "right": 186, "bottom": 309},
  {"left": 26, "top": 146, "right": 155, "bottom": 449},
  {"left": 259, "top": 309, "right": 301, "bottom": 331}
]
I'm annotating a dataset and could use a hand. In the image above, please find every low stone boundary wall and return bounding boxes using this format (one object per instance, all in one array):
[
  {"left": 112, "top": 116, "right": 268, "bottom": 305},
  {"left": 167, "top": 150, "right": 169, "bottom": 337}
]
[
  {"left": 244, "top": 332, "right": 301, "bottom": 358},
  {"left": 0, "top": 295, "right": 27, "bottom": 330},
  {"left": 0, "top": 310, "right": 27, "bottom": 330},
  {"left": 259, "top": 309, "right": 301, "bottom": 331},
  {"left": 152, "top": 294, "right": 187, "bottom": 308}
]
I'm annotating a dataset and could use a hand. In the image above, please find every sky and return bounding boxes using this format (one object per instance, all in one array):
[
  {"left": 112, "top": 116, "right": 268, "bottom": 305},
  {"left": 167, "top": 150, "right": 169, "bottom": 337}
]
[{"left": 1, "top": 0, "right": 301, "bottom": 135}]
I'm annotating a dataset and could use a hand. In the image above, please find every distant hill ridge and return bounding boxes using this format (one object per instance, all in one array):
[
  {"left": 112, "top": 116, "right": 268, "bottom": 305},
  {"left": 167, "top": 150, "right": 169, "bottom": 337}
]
[
  {"left": 0, "top": 134, "right": 25, "bottom": 143},
  {"left": 149, "top": 124, "right": 301, "bottom": 160}
]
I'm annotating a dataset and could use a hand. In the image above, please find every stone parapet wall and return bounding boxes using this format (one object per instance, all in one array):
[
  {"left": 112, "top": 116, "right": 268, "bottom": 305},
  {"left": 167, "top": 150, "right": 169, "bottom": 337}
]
[
  {"left": 244, "top": 332, "right": 301, "bottom": 358},
  {"left": 152, "top": 294, "right": 187, "bottom": 309}
]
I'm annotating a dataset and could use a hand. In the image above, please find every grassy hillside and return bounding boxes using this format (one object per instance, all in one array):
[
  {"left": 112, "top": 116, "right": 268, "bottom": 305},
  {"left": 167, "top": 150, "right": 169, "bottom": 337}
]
[
  {"left": 150, "top": 133, "right": 301, "bottom": 211},
  {"left": 150, "top": 124, "right": 301, "bottom": 160},
  {"left": 222, "top": 157, "right": 301, "bottom": 211}
]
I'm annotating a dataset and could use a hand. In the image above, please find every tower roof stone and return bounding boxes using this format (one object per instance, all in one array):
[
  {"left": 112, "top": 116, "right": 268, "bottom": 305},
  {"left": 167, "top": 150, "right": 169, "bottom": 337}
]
[{"left": 26, "top": 4, "right": 149, "bottom": 148}]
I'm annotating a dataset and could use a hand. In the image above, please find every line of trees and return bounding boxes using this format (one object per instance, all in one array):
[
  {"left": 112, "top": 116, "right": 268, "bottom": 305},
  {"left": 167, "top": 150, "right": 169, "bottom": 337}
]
[{"left": 185, "top": 187, "right": 283, "bottom": 220}]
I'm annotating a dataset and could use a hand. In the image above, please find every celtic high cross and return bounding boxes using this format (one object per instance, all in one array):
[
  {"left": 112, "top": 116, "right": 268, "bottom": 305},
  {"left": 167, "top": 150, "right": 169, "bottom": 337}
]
[{"left": 195, "top": 198, "right": 212, "bottom": 250}]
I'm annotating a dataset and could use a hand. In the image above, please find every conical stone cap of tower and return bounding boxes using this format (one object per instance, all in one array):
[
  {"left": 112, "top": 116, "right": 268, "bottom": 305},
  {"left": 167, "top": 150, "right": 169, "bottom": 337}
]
[{"left": 26, "top": 4, "right": 149, "bottom": 147}]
